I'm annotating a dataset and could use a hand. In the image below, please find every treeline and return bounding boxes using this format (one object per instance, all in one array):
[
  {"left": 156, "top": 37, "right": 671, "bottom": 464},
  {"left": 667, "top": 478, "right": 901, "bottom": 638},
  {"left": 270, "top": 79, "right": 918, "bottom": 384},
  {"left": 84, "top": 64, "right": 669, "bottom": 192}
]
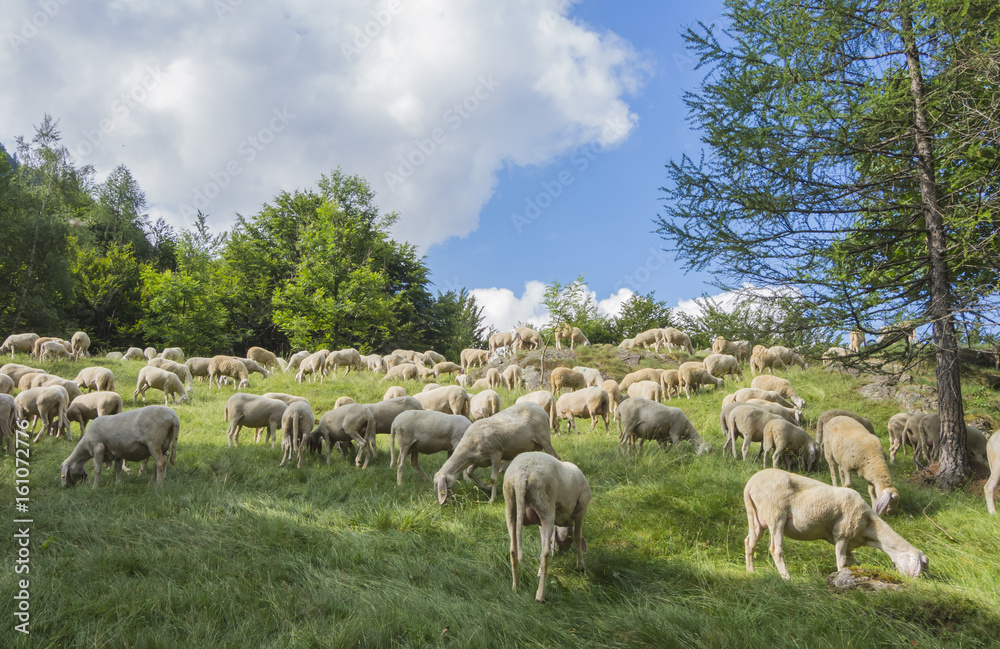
[{"left": 1, "top": 116, "right": 487, "bottom": 360}]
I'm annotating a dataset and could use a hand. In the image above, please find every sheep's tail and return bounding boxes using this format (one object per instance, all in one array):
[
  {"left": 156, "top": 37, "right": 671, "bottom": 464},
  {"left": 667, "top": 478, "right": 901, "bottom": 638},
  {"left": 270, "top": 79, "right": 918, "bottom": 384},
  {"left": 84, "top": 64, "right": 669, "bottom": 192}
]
[
  {"left": 514, "top": 475, "right": 528, "bottom": 563},
  {"left": 169, "top": 420, "right": 179, "bottom": 465}
]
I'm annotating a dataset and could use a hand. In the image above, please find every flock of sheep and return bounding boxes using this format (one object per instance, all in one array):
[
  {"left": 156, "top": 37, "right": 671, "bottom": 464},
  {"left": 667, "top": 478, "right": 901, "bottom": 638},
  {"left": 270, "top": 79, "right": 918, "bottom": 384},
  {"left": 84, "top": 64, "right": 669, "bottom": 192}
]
[{"left": 3, "top": 325, "right": 999, "bottom": 602}]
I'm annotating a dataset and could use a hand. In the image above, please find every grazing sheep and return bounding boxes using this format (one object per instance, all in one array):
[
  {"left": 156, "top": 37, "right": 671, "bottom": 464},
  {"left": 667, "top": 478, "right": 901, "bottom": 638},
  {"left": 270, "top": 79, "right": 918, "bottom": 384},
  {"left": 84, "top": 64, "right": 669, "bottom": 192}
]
[
  {"left": 73, "top": 366, "right": 116, "bottom": 393},
  {"left": 333, "top": 396, "right": 356, "bottom": 409},
  {"left": 659, "top": 369, "right": 681, "bottom": 400},
  {"left": 814, "top": 409, "right": 875, "bottom": 450},
  {"left": 823, "top": 347, "right": 848, "bottom": 368},
  {"left": 769, "top": 345, "right": 808, "bottom": 369},
  {"left": 415, "top": 362, "right": 437, "bottom": 380},
  {"left": 745, "top": 399, "right": 801, "bottom": 425},
  {"left": 712, "top": 336, "right": 750, "bottom": 362},
  {"left": 761, "top": 419, "right": 819, "bottom": 471},
  {"left": 619, "top": 368, "right": 664, "bottom": 392},
  {"left": 618, "top": 337, "right": 634, "bottom": 349},
  {"left": 556, "top": 387, "right": 610, "bottom": 434},
  {"left": 824, "top": 416, "right": 899, "bottom": 515},
  {"left": 629, "top": 329, "right": 662, "bottom": 351},
  {"left": 704, "top": 354, "right": 743, "bottom": 382},
  {"left": 504, "top": 452, "right": 590, "bottom": 603},
  {"left": 513, "top": 326, "right": 541, "bottom": 351},
  {"left": 382, "top": 354, "right": 407, "bottom": 369},
  {"left": 384, "top": 363, "right": 419, "bottom": 382},
  {"left": 134, "top": 366, "right": 190, "bottom": 406},
  {"left": 29, "top": 336, "right": 60, "bottom": 359},
  {"left": 123, "top": 347, "right": 145, "bottom": 361},
  {"left": 730, "top": 387, "right": 797, "bottom": 410},
  {"left": 554, "top": 324, "right": 589, "bottom": 350},
  {"left": 550, "top": 367, "right": 587, "bottom": 394},
  {"left": 434, "top": 362, "right": 463, "bottom": 378},
  {"left": 1, "top": 363, "right": 45, "bottom": 386},
  {"left": 60, "top": 405, "right": 180, "bottom": 488},
  {"left": 383, "top": 386, "right": 408, "bottom": 400},
  {"left": 414, "top": 385, "right": 470, "bottom": 417},
  {"left": 0, "top": 393, "right": 15, "bottom": 452},
  {"left": 849, "top": 330, "right": 865, "bottom": 353},
  {"left": 485, "top": 367, "right": 503, "bottom": 390},
  {"left": 433, "top": 402, "right": 559, "bottom": 503},
  {"left": 262, "top": 392, "right": 312, "bottom": 407},
  {"left": 602, "top": 379, "right": 622, "bottom": 415},
  {"left": 887, "top": 412, "right": 916, "bottom": 463},
  {"left": 489, "top": 331, "right": 522, "bottom": 356},
  {"left": 70, "top": 331, "right": 91, "bottom": 360},
  {"left": 105, "top": 352, "right": 123, "bottom": 360},
  {"left": 323, "top": 348, "right": 363, "bottom": 379},
  {"left": 286, "top": 350, "right": 311, "bottom": 373},
  {"left": 572, "top": 366, "right": 603, "bottom": 388},
  {"left": 15, "top": 385, "right": 70, "bottom": 442},
  {"left": 903, "top": 413, "right": 932, "bottom": 467},
  {"left": 223, "top": 393, "right": 287, "bottom": 447},
  {"left": 279, "top": 401, "right": 316, "bottom": 468},
  {"left": 456, "top": 374, "right": 472, "bottom": 388},
  {"left": 143, "top": 347, "right": 157, "bottom": 361},
  {"left": 39, "top": 340, "right": 71, "bottom": 362},
  {"left": 245, "top": 346, "right": 278, "bottom": 370},
  {"left": 617, "top": 398, "right": 710, "bottom": 454},
  {"left": 516, "top": 390, "right": 558, "bottom": 431},
  {"left": 749, "top": 375, "right": 806, "bottom": 409},
  {"left": 0, "top": 373, "right": 12, "bottom": 395},
  {"left": 390, "top": 410, "right": 472, "bottom": 484},
  {"left": 365, "top": 396, "right": 424, "bottom": 462},
  {"left": 678, "top": 362, "right": 724, "bottom": 399},
  {"left": 65, "top": 391, "right": 124, "bottom": 437},
  {"left": 30, "top": 374, "right": 83, "bottom": 401},
  {"left": 985, "top": 432, "right": 1000, "bottom": 514},
  {"left": 461, "top": 348, "right": 489, "bottom": 372},
  {"left": 208, "top": 355, "right": 251, "bottom": 390},
  {"left": 235, "top": 358, "right": 270, "bottom": 379},
  {"left": 309, "top": 404, "right": 378, "bottom": 467},
  {"left": 185, "top": 357, "right": 212, "bottom": 381},
  {"left": 18, "top": 372, "right": 45, "bottom": 393},
  {"left": 744, "top": 468, "right": 927, "bottom": 580},
  {"left": 147, "top": 357, "right": 194, "bottom": 393},
  {"left": 750, "top": 347, "right": 785, "bottom": 374},
  {"left": 727, "top": 404, "right": 783, "bottom": 461},
  {"left": 470, "top": 378, "right": 491, "bottom": 391},
  {"left": 423, "top": 350, "right": 447, "bottom": 365},
  {"left": 295, "top": 350, "right": 329, "bottom": 383},
  {"left": 470, "top": 390, "right": 501, "bottom": 421},
  {"left": 502, "top": 364, "right": 524, "bottom": 390},
  {"left": 626, "top": 380, "right": 662, "bottom": 404},
  {"left": 161, "top": 347, "right": 184, "bottom": 362},
  {"left": 660, "top": 327, "right": 694, "bottom": 355},
  {"left": 1, "top": 333, "right": 39, "bottom": 357}
]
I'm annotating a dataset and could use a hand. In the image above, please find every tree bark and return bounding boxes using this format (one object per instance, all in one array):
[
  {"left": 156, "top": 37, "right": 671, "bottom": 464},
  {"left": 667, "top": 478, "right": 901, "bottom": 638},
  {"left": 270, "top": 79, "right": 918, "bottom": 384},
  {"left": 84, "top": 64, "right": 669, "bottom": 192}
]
[{"left": 901, "top": 4, "right": 968, "bottom": 487}]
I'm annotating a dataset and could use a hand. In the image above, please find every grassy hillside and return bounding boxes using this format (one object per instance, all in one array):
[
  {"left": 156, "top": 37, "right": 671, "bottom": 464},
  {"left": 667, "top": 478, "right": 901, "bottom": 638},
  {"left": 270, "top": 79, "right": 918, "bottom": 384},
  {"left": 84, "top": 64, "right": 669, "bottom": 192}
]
[{"left": 2, "top": 350, "right": 999, "bottom": 648}]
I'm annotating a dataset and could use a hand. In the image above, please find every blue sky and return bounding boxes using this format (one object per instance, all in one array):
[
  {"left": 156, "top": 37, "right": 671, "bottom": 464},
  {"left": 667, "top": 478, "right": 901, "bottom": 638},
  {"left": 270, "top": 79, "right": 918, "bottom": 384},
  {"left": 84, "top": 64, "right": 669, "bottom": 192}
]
[{"left": 1, "top": 0, "right": 728, "bottom": 331}]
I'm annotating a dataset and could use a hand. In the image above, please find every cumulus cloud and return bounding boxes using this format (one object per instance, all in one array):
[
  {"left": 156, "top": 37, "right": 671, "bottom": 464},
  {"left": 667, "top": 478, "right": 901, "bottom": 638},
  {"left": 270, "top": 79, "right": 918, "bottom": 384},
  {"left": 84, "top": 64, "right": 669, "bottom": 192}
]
[
  {"left": 675, "top": 284, "right": 800, "bottom": 318},
  {"left": 1, "top": 0, "right": 644, "bottom": 248},
  {"left": 597, "top": 287, "right": 633, "bottom": 319},
  {"left": 470, "top": 281, "right": 550, "bottom": 333}
]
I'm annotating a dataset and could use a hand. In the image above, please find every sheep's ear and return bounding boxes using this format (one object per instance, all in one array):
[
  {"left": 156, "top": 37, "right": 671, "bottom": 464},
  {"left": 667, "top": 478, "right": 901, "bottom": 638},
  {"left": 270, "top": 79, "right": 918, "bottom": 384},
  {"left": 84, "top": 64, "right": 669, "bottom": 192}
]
[
  {"left": 435, "top": 475, "right": 449, "bottom": 504},
  {"left": 873, "top": 491, "right": 893, "bottom": 516}
]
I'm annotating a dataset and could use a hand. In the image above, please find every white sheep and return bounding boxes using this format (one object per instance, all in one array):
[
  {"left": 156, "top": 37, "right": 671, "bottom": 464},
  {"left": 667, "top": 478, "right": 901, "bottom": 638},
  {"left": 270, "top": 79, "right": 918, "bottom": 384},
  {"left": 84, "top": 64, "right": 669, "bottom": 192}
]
[
  {"left": 515, "top": 390, "right": 557, "bottom": 431},
  {"left": 1, "top": 332, "right": 39, "bottom": 357},
  {"left": 720, "top": 401, "right": 795, "bottom": 456},
  {"left": 434, "top": 362, "right": 463, "bottom": 379},
  {"left": 384, "top": 363, "right": 419, "bottom": 382},
  {"left": 513, "top": 326, "right": 541, "bottom": 351},
  {"left": 504, "top": 451, "right": 590, "bottom": 603},
  {"left": 1, "top": 362, "right": 45, "bottom": 386},
  {"left": 208, "top": 355, "right": 251, "bottom": 389},
  {"left": 502, "top": 364, "right": 524, "bottom": 390},
  {"left": 554, "top": 324, "right": 589, "bottom": 350},
  {"left": 161, "top": 347, "right": 184, "bottom": 362},
  {"left": 749, "top": 375, "right": 806, "bottom": 409},
  {"left": 470, "top": 389, "right": 502, "bottom": 421},
  {"left": 0, "top": 373, "right": 12, "bottom": 396},
  {"left": 39, "top": 340, "right": 71, "bottom": 362},
  {"left": 985, "top": 431, "right": 1000, "bottom": 514},
  {"left": 489, "top": 331, "right": 521, "bottom": 356},
  {"left": 0, "top": 393, "right": 15, "bottom": 452},
  {"left": 617, "top": 398, "right": 709, "bottom": 454},
  {"left": 70, "top": 331, "right": 91, "bottom": 360},
  {"left": 744, "top": 468, "right": 927, "bottom": 580},
  {"left": 15, "top": 385, "right": 70, "bottom": 442},
  {"left": 703, "top": 353, "right": 743, "bottom": 383},
  {"left": 184, "top": 357, "right": 211, "bottom": 381},
  {"left": 363, "top": 353, "right": 386, "bottom": 373},
  {"left": 549, "top": 367, "right": 587, "bottom": 394},
  {"left": 423, "top": 350, "right": 447, "bottom": 365},
  {"left": 823, "top": 415, "right": 899, "bottom": 515},
  {"left": 390, "top": 410, "right": 472, "bottom": 484},
  {"left": 485, "top": 367, "right": 503, "bottom": 390},
  {"left": 323, "top": 348, "right": 363, "bottom": 380},
  {"left": 279, "top": 400, "right": 315, "bottom": 469},
  {"left": 134, "top": 366, "right": 190, "bottom": 405},
  {"left": 626, "top": 380, "right": 662, "bottom": 403},
  {"left": 309, "top": 404, "right": 377, "bottom": 467},
  {"left": 619, "top": 368, "right": 664, "bottom": 392},
  {"left": 365, "top": 396, "right": 424, "bottom": 462},
  {"left": 29, "top": 336, "right": 60, "bottom": 359},
  {"left": 602, "top": 379, "right": 622, "bottom": 415},
  {"left": 246, "top": 346, "right": 279, "bottom": 370},
  {"left": 30, "top": 374, "right": 83, "bottom": 401},
  {"left": 660, "top": 327, "right": 694, "bottom": 355},
  {"left": 60, "top": 405, "right": 180, "bottom": 488},
  {"left": 147, "top": 357, "right": 195, "bottom": 394},
  {"left": 729, "top": 387, "right": 797, "bottom": 411},
  {"left": 65, "top": 391, "right": 124, "bottom": 437},
  {"left": 678, "top": 362, "right": 724, "bottom": 399},
  {"left": 659, "top": 369, "right": 681, "bottom": 400},
  {"left": 887, "top": 412, "right": 916, "bottom": 463},
  {"left": 433, "top": 402, "right": 559, "bottom": 503},
  {"left": 383, "top": 386, "right": 408, "bottom": 400},
  {"left": 712, "top": 336, "right": 749, "bottom": 361},
  {"left": 123, "top": 347, "right": 146, "bottom": 361},
  {"left": 73, "top": 366, "right": 116, "bottom": 393},
  {"left": 556, "top": 387, "right": 610, "bottom": 435},
  {"left": 460, "top": 348, "right": 489, "bottom": 372},
  {"left": 414, "top": 385, "right": 470, "bottom": 417},
  {"left": 814, "top": 408, "right": 875, "bottom": 450},
  {"left": 761, "top": 418, "right": 819, "bottom": 471},
  {"left": 334, "top": 396, "right": 356, "bottom": 408},
  {"left": 223, "top": 393, "right": 287, "bottom": 447},
  {"left": 572, "top": 366, "right": 603, "bottom": 388},
  {"left": 17, "top": 372, "right": 44, "bottom": 393},
  {"left": 295, "top": 350, "right": 329, "bottom": 383},
  {"left": 726, "top": 404, "right": 783, "bottom": 461},
  {"left": 238, "top": 357, "right": 271, "bottom": 378},
  {"left": 286, "top": 350, "right": 311, "bottom": 373},
  {"left": 140, "top": 346, "right": 156, "bottom": 360},
  {"left": 456, "top": 374, "right": 472, "bottom": 388},
  {"left": 470, "top": 377, "right": 491, "bottom": 391}
]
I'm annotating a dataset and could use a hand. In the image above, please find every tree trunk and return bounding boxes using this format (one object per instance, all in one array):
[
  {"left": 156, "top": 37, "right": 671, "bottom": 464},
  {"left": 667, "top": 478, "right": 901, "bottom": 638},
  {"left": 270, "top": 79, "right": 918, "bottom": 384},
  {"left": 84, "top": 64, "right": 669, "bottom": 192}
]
[{"left": 901, "top": 5, "right": 968, "bottom": 488}]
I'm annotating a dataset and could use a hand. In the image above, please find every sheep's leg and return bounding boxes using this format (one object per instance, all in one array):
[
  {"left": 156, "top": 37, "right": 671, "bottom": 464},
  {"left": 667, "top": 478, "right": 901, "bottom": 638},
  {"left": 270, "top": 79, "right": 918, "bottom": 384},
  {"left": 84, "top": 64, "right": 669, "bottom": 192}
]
[
  {"left": 152, "top": 448, "right": 167, "bottom": 486},
  {"left": 351, "top": 431, "right": 369, "bottom": 469},
  {"left": 834, "top": 538, "right": 852, "bottom": 570},
  {"left": 985, "top": 464, "right": 999, "bottom": 515},
  {"left": 768, "top": 515, "right": 790, "bottom": 579},
  {"left": 536, "top": 519, "right": 553, "bottom": 602},
  {"left": 410, "top": 452, "right": 431, "bottom": 482},
  {"left": 741, "top": 432, "right": 753, "bottom": 462},
  {"left": 396, "top": 443, "right": 410, "bottom": 485},
  {"left": 92, "top": 444, "right": 105, "bottom": 489},
  {"left": 828, "top": 459, "right": 840, "bottom": 487},
  {"left": 279, "top": 436, "right": 291, "bottom": 467}
]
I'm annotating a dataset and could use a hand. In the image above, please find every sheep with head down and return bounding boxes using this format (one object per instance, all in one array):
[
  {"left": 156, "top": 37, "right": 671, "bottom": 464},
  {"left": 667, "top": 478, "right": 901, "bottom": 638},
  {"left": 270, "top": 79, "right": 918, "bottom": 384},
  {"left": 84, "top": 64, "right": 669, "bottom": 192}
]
[
  {"left": 73, "top": 366, "right": 116, "bottom": 393},
  {"left": 1, "top": 332, "right": 39, "bottom": 357},
  {"left": 823, "top": 415, "right": 899, "bottom": 515},
  {"left": 617, "top": 397, "right": 710, "bottom": 455},
  {"left": 390, "top": 410, "right": 472, "bottom": 484}
]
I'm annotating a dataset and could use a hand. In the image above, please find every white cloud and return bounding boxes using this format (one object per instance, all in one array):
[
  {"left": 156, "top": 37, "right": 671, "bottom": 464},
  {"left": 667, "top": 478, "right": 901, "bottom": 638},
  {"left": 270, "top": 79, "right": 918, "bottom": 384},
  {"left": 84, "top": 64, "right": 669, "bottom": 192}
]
[
  {"left": 597, "top": 287, "right": 632, "bottom": 318},
  {"left": 470, "top": 281, "right": 550, "bottom": 333},
  {"left": 1, "top": 0, "right": 644, "bottom": 248},
  {"left": 675, "top": 284, "right": 800, "bottom": 318}
]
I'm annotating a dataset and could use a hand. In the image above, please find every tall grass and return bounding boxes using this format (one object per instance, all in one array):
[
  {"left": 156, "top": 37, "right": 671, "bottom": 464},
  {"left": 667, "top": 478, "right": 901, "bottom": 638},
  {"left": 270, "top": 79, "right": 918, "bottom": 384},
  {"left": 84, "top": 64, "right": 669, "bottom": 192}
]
[{"left": 2, "top": 351, "right": 999, "bottom": 648}]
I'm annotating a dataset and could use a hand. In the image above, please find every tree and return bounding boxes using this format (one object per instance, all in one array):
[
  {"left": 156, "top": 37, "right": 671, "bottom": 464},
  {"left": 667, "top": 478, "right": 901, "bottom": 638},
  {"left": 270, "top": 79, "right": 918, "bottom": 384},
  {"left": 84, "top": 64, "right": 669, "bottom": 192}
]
[
  {"left": 609, "top": 292, "right": 672, "bottom": 341},
  {"left": 658, "top": 0, "right": 1000, "bottom": 487}
]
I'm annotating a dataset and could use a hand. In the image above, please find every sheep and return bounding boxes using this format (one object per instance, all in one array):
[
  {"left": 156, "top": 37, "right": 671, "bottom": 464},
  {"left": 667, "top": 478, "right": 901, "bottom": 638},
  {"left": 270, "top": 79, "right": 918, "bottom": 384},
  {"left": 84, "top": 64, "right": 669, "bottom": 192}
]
[
  {"left": 0, "top": 373, "right": 12, "bottom": 395},
  {"left": 105, "top": 352, "right": 123, "bottom": 360},
  {"left": 712, "top": 336, "right": 750, "bottom": 362},
  {"left": 718, "top": 402, "right": 773, "bottom": 456},
  {"left": 390, "top": 410, "right": 472, "bottom": 484},
  {"left": 15, "top": 385, "right": 70, "bottom": 442},
  {"left": 556, "top": 386, "right": 610, "bottom": 434},
  {"left": 704, "top": 354, "right": 743, "bottom": 382},
  {"left": 470, "top": 378, "right": 491, "bottom": 391},
  {"left": 745, "top": 398, "right": 801, "bottom": 425},
  {"left": 161, "top": 347, "right": 185, "bottom": 362},
  {"left": 618, "top": 337, "right": 634, "bottom": 349},
  {"left": 383, "top": 354, "right": 407, "bottom": 369},
  {"left": 726, "top": 404, "right": 784, "bottom": 461},
  {"left": 460, "top": 348, "right": 489, "bottom": 372},
  {"left": 295, "top": 350, "right": 329, "bottom": 383},
  {"left": 967, "top": 425, "right": 988, "bottom": 464},
  {"left": 626, "top": 380, "right": 662, "bottom": 403},
  {"left": 308, "top": 404, "right": 377, "bottom": 467},
  {"left": 749, "top": 375, "right": 806, "bottom": 409},
  {"left": 414, "top": 362, "right": 437, "bottom": 381},
  {"left": 744, "top": 468, "right": 927, "bottom": 580},
  {"left": 485, "top": 367, "right": 503, "bottom": 390},
  {"left": 502, "top": 364, "right": 524, "bottom": 390},
  {"left": 1, "top": 332, "right": 39, "bottom": 357},
  {"left": 262, "top": 392, "right": 312, "bottom": 407},
  {"left": 554, "top": 324, "right": 589, "bottom": 350},
  {"left": 433, "top": 402, "right": 559, "bottom": 503},
  {"left": 286, "top": 350, "right": 311, "bottom": 373},
  {"left": 279, "top": 400, "right": 316, "bottom": 468},
  {"left": 0, "top": 393, "right": 15, "bottom": 452},
  {"left": 629, "top": 329, "right": 661, "bottom": 351},
  {"left": 516, "top": 390, "right": 558, "bottom": 431},
  {"left": 18, "top": 372, "right": 45, "bottom": 392},
  {"left": 619, "top": 368, "right": 664, "bottom": 392},
  {"left": 729, "top": 387, "right": 797, "bottom": 411},
  {"left": 469, "top": 390, "right": 501, "bottom": 421},
  {"left": 678, "top": 362, "right": 723, "bottom": 399},
  {"left": 60, "top": 405, "right": 180, "bottom": 488},
  {"left": 73, "top": 366, "right": 116, "bottom": 393},
  {"left": 246, "top": 346, "right": 279, "bottom": 370},
  {"left": 504, "top": 451, "right": 590, "bottom": 603},
  {"left": 489, "top": 331, "right": 521, "bottom": 356},
  {"left": 323, "top": 348, "right": 363, "bottom": 379},
  {"left": 660, "top": 327, "right": 694, "bottom": 355},
  {"left": 769, "top": 345, "right": 808, "bottom": 369},
  {"left": 39, "top": 340, "right": 71, "bottom": 362},
  {"left": 659, "top": 369, "right": 681, "bottom": 400},
  {"left": 185, "top": 357, "right": 212, "bottom": 381},
  {"left": 29, "top": 336, "right": 60, "bottom": 359},
  {"left": 550, "top": 367, "right": 587, "bottom": 394},
  {"left": 365, "top": 396, "right": 424, "bottom": 463},
  {"left": 141, "top": 346, "right": 156, "bottom": 360},
  {"left": 849, "top": 330, "right": 865, "bottom": 353},
  {"left": 134, "top": 366, "right": 190, "bottom": 406},
  {"left": 223, "top": 393, "right": 287, "bottom": 447},
  {"left": 750, "top": 347, "right": 786, "bottom": 374},
  {"left": 65, "top": 391, "right": 124, "bottom": 437},
  {"left": 602, "top": 379, "right": 622, "bottom": 415},
  {"left": 70, "top": 331, "right": 91, "bottom": 360},
  {"left": 414, "top": 385, "right": 470, "bottom": 417},
  {"left": 456, "top": 374, "right": 472, "bottom": 388},
  {"left": 147, "top": 357, "right": 194, "bottom": 393},
  {"left": 761, "top": 419, "right": 819, "bottom": 471},
  {"left": 823, "top": 415, "right": 899, "bottom": 515},
  {"left": 383, "top": 386, "right": 408, "bottom": 400},
  {"left": 384, "top": 363, "right": 419, "bottom": 382},
  {"left": 572, "top": 366, "right": 603, "bottom": 388},
  {"left": 423, "top": 350, "right": 447, "bottom": 365},
  {"left": 616, "top": 398, "right": 710, "bottom": 455},
  {"left": 514, "top": 326, "right": 541, "bottom": 351},
  {"left": 208, "top": 355, "right": 250, "bottom": 390},
  {"left": 123, "top": 347, "right": 146, "bottom": 361},
  {"left": 902, "top": 413, "right": 931, "bottom": 467},
  {"left": 814, "top": 408, "right": 875, "bottom": 450},
  {"left": 434, "top": 362, "right": 463, "bottom": 378},
  {"left": 30, "top": 374, "right": 83, "bottom": 401},
  {"left": 985, "top": 432, "right": 1000, "bottom": 514},
  {"left": 887, "top": 412, "right": 916, "bottom": 463},
  {"left": 823, "top": 347, "right": 848, "bottom": 368}
]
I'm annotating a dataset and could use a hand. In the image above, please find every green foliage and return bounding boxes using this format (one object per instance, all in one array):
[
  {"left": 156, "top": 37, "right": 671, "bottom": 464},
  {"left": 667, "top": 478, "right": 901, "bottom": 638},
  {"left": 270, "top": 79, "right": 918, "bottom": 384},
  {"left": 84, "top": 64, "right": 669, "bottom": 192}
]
[
  {"left": 607, "top": 291, "right": 672, "bottom": 340},
  {"left": 70, "top": 241, "right": 144, "bottom": 349}
]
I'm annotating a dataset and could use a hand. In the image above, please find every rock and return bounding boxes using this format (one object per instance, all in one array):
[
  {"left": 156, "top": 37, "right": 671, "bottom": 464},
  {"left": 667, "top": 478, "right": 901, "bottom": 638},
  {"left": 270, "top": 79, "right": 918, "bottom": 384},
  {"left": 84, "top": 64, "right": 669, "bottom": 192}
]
[{"left": 826, "top": 567, "right": 903, "bottom": 593}]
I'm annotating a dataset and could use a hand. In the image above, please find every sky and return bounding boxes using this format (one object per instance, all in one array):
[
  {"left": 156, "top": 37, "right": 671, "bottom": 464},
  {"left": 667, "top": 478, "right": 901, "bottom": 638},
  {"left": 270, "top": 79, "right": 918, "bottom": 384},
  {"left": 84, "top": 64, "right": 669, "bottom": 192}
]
[{"left": 1, "top": 0, "right": 728, "bottom": 333}]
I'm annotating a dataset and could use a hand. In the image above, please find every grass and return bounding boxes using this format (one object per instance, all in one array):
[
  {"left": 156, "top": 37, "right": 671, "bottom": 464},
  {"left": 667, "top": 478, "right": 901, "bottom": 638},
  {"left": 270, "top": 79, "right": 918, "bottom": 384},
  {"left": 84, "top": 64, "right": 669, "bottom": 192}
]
[{"left": 2, "top": 349, "right": 1000, "bottom": 648}]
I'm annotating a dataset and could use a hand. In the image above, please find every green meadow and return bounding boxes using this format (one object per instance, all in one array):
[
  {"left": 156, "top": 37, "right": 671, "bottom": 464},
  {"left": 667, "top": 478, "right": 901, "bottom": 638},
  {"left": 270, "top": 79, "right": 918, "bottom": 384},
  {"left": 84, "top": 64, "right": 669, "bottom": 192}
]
[{"left": 2, "top": 348, "right": 999, "bottom": 648}]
